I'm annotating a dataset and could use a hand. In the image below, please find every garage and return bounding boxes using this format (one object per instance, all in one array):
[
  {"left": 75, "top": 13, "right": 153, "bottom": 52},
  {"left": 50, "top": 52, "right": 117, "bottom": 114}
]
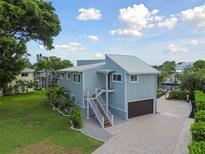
[{"left": 128, "top": 99, "right": 154, "bottom": 118}]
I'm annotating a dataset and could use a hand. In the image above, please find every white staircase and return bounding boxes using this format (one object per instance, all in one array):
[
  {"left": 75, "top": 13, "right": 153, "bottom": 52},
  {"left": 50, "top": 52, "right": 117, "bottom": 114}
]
[{"left": 85, "top": 89, "right": 114, "bottom": 128}]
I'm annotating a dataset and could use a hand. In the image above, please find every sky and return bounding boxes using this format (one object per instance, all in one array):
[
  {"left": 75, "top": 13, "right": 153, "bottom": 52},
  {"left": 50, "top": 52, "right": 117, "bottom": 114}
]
[{"left": 27, "top": 0, "right": 205, "bottom": 65}]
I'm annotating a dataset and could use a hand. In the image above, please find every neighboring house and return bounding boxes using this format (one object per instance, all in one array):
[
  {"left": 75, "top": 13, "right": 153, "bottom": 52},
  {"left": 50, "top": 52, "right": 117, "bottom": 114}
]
[
  {"left": 176, "top": 62, "right": 193, "bottom": 73},
  {"left": 10, "top": 68, "right": 35, "bottom": 92},
  {"left": 37, "top": 69, "right": 57, "bottom": 88},
  {"left": 15, "top": 68, "right": 35, "bottom": 81},
  {"left": 57, "top": 54, "right": 159, "bottom": 128}
]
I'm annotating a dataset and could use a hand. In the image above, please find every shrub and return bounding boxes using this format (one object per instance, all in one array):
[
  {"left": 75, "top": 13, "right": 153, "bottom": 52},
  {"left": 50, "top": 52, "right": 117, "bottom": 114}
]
[
  {"left": 157, "top": 88, "right": 165, "bottom": 98},
  {"left": 168, "top": 89, "right": 189, "bottom": 100},
  {"left": 195, "top": 110, "right": 205, "bottom": 122},
  {"left": 3, "top": 85, "right": 13, "bottom": 96},
  {"left": 189, "top": 141, "right": 205, "bottom": 154},
  {"left": 191, "top": 122, "right": 205, "bottom": 142},
  {"left": 195, "top": 90, "right": 205, "bottom": 111},
  {"left": 71, "top": 107, "right": 82, "bottom": 129}
]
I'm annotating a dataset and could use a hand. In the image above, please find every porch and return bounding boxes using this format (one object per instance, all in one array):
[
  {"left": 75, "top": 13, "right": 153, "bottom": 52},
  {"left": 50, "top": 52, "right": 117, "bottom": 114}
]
[{"left": 85, "top": 68, "right": 115, "bottom": 128}]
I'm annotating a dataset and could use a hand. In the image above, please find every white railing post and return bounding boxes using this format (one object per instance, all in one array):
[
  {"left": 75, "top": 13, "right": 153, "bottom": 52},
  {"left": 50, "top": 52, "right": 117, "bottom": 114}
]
[
  {"left": 102, "top": 117, "right": 104, "bottom": 128},
  {"left": 86, "top": 91, "right": 90, "bottom": 119},
  {"left": 111, "top": 115, "right": 114, "bottom": 126},
  {"left": 95, "top": 88, "right": 98, "bottom": 98}
]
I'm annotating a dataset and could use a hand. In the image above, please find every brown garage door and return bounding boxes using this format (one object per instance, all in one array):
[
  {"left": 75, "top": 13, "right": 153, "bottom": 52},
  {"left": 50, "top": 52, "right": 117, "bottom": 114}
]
[{"left": 128, "top": 99, "right": 153, "bottom": 118}]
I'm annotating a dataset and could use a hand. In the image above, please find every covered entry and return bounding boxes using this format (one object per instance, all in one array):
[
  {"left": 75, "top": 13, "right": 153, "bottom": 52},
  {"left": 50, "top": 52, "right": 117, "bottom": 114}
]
[{"left": 128, "top": 99, "right": 154, "bottom": 118}]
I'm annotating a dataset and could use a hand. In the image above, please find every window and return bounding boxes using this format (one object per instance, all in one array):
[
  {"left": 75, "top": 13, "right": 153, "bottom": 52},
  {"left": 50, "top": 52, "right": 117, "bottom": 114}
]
[
  {"left": 130, "top": 74, "right": 139, "bottom": 83},
  {"left": 74, "top": 74, "right": 80, "bottom": 83},
  {"left": 67, "top": 73, "right": 71, "bottom": 80},
  {"left": 112, "top": 73, "right": 122, "bottom": 82},
  {"left": 21, "top": 73, "right": 28, "bottom": 77},
  {"left": 61, "top": 73, "right": 65, "bottom": 79}
]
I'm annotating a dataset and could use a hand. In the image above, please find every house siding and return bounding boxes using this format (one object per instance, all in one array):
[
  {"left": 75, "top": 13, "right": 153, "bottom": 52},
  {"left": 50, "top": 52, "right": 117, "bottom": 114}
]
[
  {"left": 126, "top": 74, "right": 157, "bottom": 102},
  {"left": 83, "top": 65, "right": 105, "bottom": 96},
  {"left": 105, "top": 56, "right": 127, "bottom": 119},
  {"left": 57, "top": 72, "right": 84, "bottom": 108}
]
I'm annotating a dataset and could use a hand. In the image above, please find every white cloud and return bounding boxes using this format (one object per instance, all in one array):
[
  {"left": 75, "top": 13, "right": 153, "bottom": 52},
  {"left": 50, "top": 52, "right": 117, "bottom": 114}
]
[
  {"left": 166, "top": 44, "right": 188, "bottom": 53},
  {"left": 181, "top": 5, "right": 205, "bottom": 27},
  {"left": 157, "top": 17, "right": 178, "bottom": 29},
  {"left": 77, "top": 8, "right": 102, "bottom": 21},
  {"left": 110, "top": 4, "right": 179, "bottom": 37},
  {"left": 187, "top": 40, "right": 205, "bottom": 46},
  {"left": 54, "top": 42, "right": 85, "bottom": 51},
  {"left": 111, "top": 4, "right": 160, "bottom": 36},
  {"left": 39, "top": 45, "right": 45, "bottom": 49},
  {"left": 87, "top": 35, "right": 99, "bottom": 41},
  {"left": 111, "top": 28, "right": 141, "bottom": 36},
  {"left": 95, "top": 53, "right": 104, "bottom": 58}
]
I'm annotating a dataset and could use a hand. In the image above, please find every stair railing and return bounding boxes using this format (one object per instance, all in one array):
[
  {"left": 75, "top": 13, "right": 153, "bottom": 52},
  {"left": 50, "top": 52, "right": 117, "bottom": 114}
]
[
  {"left": 86, "top": 91, "right": 104, "bottom": 128},
  {"left": 97, "top": 95, "right": 114, "bottom": 126}
]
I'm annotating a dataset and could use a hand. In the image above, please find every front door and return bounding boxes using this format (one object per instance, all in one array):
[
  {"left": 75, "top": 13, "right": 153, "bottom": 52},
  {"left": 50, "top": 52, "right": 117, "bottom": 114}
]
[{"left": 108, "top": 73, "right": 112, "bottom": 89}]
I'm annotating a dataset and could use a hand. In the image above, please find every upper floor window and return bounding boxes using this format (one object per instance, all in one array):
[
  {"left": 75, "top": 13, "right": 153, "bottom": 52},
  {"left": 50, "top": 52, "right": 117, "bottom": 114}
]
[
  {"left": 74, "top": 74, "right": 80, "bottom": 83},
  {"left": 67, "top": 73, "right": 71, "bottom": 80},
  {"left": 112, "top": 73, "right": 122, "bottom": 82},
  {"left": 130, "top": 74, "right": 139, "bottom": 83},
  {"left": 21, "top": 73, "right": 28, "bottom": 77},
  {"left": 61, "top": 73, "right": 65, "bottom": 79}
]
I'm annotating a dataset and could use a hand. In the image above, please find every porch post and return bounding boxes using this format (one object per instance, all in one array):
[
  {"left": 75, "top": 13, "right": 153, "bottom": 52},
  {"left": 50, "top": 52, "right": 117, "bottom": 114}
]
[
  {"left": 105, "top": 73, "right": 108, "bottom": 114},
  {"left": 86, "top": 91, "right": 89, "bottom": 119}
]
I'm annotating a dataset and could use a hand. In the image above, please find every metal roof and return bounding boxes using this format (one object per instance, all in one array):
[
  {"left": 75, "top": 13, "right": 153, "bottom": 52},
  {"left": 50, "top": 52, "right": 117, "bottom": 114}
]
[
  {"left": 58, "top": 62, "right": 105, "bottom": 72},
  {"left": 21, "top": 68, "right": 35, "bottom": 73},
  {"left": 106, "top": 54, "right": 159, "bottom": 74}
]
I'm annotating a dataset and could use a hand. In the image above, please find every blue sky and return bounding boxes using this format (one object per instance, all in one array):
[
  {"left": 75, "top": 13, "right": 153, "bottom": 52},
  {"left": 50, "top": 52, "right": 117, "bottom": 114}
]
[{"left": 28, "top": 0, "right": 205, "bottom": 65}]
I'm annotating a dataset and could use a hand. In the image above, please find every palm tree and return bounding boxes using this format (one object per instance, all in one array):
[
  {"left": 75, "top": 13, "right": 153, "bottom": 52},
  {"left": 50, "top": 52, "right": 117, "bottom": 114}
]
[
  {"left": 46, "top": 87, "right": 70, "bottom": 107},
  {"left": 35, "top": 57, "right": 55, "bottom": 89}
]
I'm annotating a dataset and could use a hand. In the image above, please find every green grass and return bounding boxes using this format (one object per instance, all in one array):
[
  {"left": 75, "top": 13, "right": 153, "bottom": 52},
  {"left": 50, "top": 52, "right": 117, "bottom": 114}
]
[{"left": 0, "top": 91, "right": 102, "bottom": 154}]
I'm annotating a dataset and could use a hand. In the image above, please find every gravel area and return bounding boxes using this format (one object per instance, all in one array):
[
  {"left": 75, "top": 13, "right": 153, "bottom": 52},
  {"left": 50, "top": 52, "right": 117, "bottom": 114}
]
[{"left": 93, "top": 96, "right": 193, "bottom": 154}]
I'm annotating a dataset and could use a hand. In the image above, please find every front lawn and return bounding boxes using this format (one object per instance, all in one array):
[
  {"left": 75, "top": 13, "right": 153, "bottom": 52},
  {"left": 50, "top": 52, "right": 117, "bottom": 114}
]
[{"left": 0, "top": 91, "right": 102, "bottom": 154}]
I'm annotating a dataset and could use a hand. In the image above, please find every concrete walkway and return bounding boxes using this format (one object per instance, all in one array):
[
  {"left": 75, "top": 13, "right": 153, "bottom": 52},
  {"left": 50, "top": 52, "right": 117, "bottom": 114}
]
[{"left": 92, "top": 96, "right": 194, "bottom": 154}]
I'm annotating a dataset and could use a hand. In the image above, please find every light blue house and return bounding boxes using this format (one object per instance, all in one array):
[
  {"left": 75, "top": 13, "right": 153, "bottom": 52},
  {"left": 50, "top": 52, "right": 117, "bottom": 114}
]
[{"left": 57, "top": 54, "right": 159, "bottom": 128}]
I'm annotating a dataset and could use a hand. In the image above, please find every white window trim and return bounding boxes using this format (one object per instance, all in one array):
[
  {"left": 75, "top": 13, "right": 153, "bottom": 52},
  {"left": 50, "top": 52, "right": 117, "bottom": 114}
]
[
  {"left": 73, "top": 73, "right": 81, "bottom": 84},
  {"left": 112, "top": 73, "right": 122, "bottom": 83},
  {"left": 66, "top": 73, "right": 71, "bottom": 80},
  {"left": 130, "top": 74, "right": 139, "bottom": 83}
]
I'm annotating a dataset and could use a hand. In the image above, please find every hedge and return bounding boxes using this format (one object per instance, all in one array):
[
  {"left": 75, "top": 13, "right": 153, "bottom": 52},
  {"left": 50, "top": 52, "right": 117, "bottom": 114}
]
[
  {"left": 195, "top": 90, "right": 205, "bottom": 111},
  {"left": 195, "top": 110, "right": 205, "bottom": 122},
  {"left": 189, "top": 141, "right": 205, "bottom": 154},
  {"left": 190, "top": 122, "right": 205, "bottom": 142},
  {"left": 168, "top": 89, "right": 189, "bottom": 100}
]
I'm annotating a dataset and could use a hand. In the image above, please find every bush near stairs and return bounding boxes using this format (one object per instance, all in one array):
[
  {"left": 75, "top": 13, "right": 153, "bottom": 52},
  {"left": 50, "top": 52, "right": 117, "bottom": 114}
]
[{"left": 189, "top": 90, "right": 205, "bottom": 153}]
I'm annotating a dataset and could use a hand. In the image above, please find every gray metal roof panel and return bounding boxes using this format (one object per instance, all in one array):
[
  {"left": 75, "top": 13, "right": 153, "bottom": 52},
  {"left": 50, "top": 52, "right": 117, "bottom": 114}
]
[
  {"left": 58, "top": 62, "right": 105, "bottom": 72},
  {"left": 106, "top": 54, "right": 159, "bottom": 74}
]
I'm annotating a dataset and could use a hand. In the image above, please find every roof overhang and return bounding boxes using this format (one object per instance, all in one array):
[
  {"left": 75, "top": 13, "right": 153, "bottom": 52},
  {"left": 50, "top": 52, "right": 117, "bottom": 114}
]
[{"left": 97, "top": 69, "right": 114, "bottom": 74}]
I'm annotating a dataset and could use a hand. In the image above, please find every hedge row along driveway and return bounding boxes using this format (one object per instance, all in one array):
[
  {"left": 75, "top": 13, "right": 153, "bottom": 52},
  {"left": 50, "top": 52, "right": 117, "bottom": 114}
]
[{"left": 0, "top": 91, "right": 102, "bottom": 154}]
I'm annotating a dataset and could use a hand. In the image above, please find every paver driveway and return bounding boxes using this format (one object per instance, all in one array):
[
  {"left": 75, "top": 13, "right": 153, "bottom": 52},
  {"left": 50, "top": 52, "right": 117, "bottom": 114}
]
[{"left": 93, "top": 96, "right": 194, "bottom": 154}]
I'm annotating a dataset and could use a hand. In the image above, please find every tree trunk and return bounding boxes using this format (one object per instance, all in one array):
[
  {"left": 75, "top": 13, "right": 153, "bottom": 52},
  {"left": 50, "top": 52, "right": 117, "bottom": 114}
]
[{"left": 45, "top": 68, "right": 48, "bottom": 89}]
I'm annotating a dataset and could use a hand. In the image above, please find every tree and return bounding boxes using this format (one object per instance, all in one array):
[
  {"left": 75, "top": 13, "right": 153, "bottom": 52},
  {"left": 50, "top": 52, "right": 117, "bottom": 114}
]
[
  {"left": 193, "top": 60, "right": 205, "bottom": 70},
  {"left": 41, "top": 56, "right": 73, "bottom": 70},
  {"left": 0, "top": 0, "right": 61, "bottom": 94},
  {"left": 181, "top": 67, "right": 205, "bottom": 99},
  {"left": 35, "top": 56, "right": 73, "bottom": 88},
  {"left": 162, "top": 61, "right": 176, "bottom": 75}
]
